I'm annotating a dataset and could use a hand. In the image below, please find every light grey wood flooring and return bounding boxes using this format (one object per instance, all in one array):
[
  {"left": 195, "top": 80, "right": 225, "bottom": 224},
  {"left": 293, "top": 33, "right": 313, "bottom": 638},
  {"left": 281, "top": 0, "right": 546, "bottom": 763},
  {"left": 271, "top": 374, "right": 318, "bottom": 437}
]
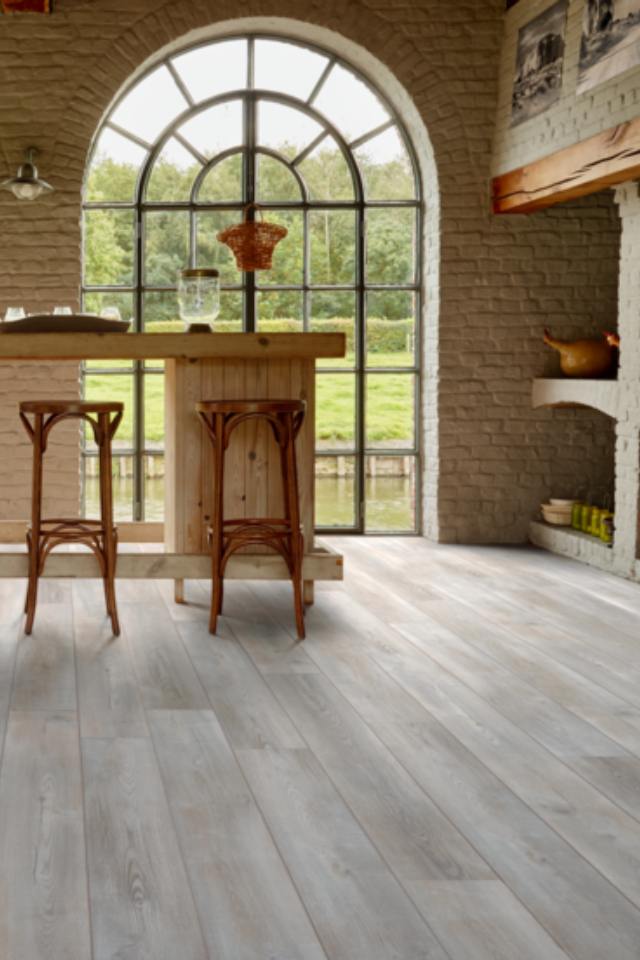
[{"left": 0, "top": 538, "right": 640, "bottom": 959}]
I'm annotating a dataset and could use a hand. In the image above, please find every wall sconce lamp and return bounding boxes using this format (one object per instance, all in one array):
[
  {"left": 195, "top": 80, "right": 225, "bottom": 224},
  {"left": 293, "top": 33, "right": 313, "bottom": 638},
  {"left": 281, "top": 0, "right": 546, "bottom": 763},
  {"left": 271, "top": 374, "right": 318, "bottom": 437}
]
[{"left": 1, "top": 147, "right": 53, "bottom": 200}]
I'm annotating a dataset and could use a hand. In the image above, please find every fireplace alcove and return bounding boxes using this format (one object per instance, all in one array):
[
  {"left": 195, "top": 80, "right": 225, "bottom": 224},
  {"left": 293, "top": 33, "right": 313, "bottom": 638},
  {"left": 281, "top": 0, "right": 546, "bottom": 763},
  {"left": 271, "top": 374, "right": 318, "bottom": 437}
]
[{"left": 530, "top": 183, "right": 640, "bottom": 583}]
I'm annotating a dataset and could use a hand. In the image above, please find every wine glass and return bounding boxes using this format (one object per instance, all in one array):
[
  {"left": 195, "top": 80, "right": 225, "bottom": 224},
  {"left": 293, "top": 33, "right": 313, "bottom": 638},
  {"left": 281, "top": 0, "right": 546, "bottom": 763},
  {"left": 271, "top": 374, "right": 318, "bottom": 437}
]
[
  {"left": 100, "top": 306, "right": 122, "bottom": 322},
  {"left": 3, "top": 306, "right": 26, "bottom": 322}
]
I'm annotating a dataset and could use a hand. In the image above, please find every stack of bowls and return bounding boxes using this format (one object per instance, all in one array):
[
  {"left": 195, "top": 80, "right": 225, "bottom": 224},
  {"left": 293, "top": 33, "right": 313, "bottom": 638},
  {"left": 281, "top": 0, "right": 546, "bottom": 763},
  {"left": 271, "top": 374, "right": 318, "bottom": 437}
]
[{"left": 540, "top": 498, "right": 576, "bottom": 525}]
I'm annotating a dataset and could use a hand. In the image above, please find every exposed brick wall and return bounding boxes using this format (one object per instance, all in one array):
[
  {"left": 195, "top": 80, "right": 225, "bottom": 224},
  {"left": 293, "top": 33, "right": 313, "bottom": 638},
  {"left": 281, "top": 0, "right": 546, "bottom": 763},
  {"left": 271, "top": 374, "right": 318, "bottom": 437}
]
[
  {"left": 0, "top": 0, "right": 622, "bottom": 544},
  {"left": 493, "top": 0, "right": 640, "bottom": 173}
]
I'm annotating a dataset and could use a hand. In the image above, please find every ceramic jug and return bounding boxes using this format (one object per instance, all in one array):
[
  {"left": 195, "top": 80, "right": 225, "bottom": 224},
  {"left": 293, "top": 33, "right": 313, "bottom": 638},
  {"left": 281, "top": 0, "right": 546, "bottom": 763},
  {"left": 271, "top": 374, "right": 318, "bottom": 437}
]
[{"left": 543, "top": 329, "right": 614, "bottom": 378}]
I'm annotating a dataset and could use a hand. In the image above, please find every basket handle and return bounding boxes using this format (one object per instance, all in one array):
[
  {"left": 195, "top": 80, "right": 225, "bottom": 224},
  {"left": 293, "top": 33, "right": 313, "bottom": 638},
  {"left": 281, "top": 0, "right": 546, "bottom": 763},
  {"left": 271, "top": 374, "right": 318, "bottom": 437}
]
[{"left": 243, "top": 202, "right": 263, "bottom": 222}]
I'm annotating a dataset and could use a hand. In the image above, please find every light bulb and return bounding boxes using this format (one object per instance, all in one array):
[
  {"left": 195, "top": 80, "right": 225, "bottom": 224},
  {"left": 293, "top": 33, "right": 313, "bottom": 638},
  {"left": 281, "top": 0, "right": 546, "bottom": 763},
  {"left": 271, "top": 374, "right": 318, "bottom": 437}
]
[{"left": 11, "top": 181, "right": 46, "bottom": 200}]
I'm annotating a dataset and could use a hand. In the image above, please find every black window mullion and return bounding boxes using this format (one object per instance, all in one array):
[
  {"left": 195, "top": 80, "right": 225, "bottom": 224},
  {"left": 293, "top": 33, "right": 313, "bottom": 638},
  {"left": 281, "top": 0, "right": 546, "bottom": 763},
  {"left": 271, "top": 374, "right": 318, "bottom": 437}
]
[
  {"left": 354, "top": 209, "right": 366, "bottom": 533},
  {"left": 244, "top": 91, "right": 257, "bottom": 331}
]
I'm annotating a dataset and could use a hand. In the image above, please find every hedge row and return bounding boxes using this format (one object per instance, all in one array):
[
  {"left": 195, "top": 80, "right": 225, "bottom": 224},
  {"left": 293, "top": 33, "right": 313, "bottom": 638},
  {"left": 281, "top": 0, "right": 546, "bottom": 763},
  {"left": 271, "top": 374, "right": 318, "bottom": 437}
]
[{"left": 146, "top": 316, "right": 413, "bottom": 352}]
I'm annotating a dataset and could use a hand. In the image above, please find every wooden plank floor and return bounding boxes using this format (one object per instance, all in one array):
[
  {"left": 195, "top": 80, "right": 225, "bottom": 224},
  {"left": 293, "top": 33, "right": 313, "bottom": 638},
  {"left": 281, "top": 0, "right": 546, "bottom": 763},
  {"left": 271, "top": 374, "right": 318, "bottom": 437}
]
[{"left": 0, "top": 538, "right": 640, "bottom": 959}]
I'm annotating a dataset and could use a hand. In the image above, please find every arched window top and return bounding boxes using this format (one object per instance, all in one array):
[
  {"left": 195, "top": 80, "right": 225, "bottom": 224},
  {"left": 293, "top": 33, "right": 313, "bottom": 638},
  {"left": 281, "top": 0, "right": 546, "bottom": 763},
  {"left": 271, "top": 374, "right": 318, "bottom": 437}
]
[{"left": 85, "top": 35, "right": 419, "bottom": 205}]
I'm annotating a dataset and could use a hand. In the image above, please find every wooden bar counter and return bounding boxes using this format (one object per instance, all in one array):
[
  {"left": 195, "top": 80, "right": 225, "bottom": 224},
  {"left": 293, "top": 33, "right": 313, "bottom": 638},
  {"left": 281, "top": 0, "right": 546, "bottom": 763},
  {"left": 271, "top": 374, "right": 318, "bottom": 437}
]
[{"left": 0, "top": 332, "right": 346, "bottom": 592}]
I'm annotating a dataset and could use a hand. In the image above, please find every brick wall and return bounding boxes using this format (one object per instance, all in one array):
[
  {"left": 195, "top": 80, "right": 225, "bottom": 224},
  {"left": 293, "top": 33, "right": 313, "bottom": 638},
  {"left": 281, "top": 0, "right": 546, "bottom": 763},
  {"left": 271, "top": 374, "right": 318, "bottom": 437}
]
[
  {"left": 493, "top": 0, "right": 640, "bottom": 173},
  {"left": 0, "top": 0, "right": 623, "bottom": 542}
]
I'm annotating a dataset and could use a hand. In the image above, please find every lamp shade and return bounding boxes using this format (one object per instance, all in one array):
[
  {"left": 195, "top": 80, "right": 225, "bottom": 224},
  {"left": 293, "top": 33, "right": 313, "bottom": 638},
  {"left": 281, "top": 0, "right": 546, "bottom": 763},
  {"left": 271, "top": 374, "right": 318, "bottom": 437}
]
[{"left": 0, "top": 148, "right": 53, "bottom": 201}]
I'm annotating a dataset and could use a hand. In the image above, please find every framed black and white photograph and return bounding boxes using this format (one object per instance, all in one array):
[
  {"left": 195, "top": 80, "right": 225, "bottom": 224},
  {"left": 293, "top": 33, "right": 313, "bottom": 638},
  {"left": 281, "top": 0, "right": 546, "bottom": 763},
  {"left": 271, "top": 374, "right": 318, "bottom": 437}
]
[
  {"left": 511, "top": 0, "right": 569, "bottom": 127},
  {"left": 577, "top": 1, "right": 640, "bottom": 94}
]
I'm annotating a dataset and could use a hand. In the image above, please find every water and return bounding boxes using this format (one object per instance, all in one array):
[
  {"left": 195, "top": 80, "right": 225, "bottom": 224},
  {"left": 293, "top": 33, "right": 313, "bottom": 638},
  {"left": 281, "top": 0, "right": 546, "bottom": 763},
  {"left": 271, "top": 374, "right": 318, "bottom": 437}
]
[{"left": 85, "top": 475, "right": 415, "bottom": 531}]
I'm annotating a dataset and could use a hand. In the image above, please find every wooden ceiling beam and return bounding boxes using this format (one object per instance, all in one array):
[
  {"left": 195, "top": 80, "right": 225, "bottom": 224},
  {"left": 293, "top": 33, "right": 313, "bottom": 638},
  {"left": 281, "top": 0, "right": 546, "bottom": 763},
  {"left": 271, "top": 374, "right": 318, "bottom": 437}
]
[{"left": 492, "top": 118, "right": 640, "bottom": 214}]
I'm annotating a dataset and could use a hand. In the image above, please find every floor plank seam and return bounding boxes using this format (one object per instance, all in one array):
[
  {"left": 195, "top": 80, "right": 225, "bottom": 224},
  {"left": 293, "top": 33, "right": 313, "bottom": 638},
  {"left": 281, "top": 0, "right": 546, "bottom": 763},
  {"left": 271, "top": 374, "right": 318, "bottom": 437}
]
[{"left": 71, "top": 585, "right": 98, "bottom": 960}]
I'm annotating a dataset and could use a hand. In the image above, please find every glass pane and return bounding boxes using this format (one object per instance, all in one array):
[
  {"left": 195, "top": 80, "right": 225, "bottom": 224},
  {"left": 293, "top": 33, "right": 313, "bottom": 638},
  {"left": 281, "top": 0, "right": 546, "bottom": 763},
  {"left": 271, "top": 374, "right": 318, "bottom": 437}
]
[
  {"left": 366, "top": 373, "right": 415, "bottom": 449},
  {"left": 198, "top": 153, "right": 243, "bottom": 202},
  {"left": 297, "top": 136, "right": 354, "bottom": 200},
  {"left": 314, "top": 64, "right": 388, "bottom": 143},
  {"left": 257, "top": 154, "right": 302, "bottom": 202},
  {"left": 366, "top": 208, "right": 416, "bottom": 285},
  {"left": 84, "top": 458, "right": 133, "bottom": 522},
  {"left": 178, "top": 101, "right": 243, "bottom": 160},
  {"left": 83, "top": 373, "right": 134, "bottom": 454},
  {"left": 144, "top": 210, "right": 189, "bottom": 286},
  {"left": 83, "top": 210, "right": 134, "bottom": 286},
  {"left": 146, "top": 138, "right": 201, "bottom": 201},
  {"left": 144, "top": 454, "right": 165, "bottom": 522},
  {"left": 316, "top": 372, "right": 355, "bottom": 450},
  {"left": 309, "top": 210, "right": 355, "bottom": 285},
  {"left": 355, "top": 126, "right": 415, "bottom": 200},
  {"left": 218, "top": 292, "right": 243, "bottom": 331},
  {"left": 197, "top": 210, "right": 243, "bottom": 286},
  {"left": 258, "top": 101, "right": 323, "bottom": 161},
  {"left": 86, "top": 128, "right": 147, "bottom": 202},
  {"left": 111, "top": 65, "right": 187, "bottom": 143},
  {"left": 310, "top": 291, "right": 355, "bottom": 368},
  {"left": 366, "top": 291, "right": 415, "bottom": 368},
  {"left": 315, "top": 456, "right": 356, "bottom": 528},
  {"left": 365, "top": 456, "right": 416, "bottom": 532},
  {"left": 255, "top": 210, "right": 303, "bottom": 286},
  {"left": 143, "top": 290, "right": 180, "bottom": 332},
  {"left": 83, "top": 291, "right": 135, "bottom": 372},
  {"left": 171, "top": 40, "right": 247, "bottom": 102},
  {"left": 144, "top": 372, "right": 164, "bottom": 454},
  {"left": 255, "top": 40, "right": 328, "bottom": 100},
  {"left": 257, "top": 291, "right": 303, "bottom": 331}
]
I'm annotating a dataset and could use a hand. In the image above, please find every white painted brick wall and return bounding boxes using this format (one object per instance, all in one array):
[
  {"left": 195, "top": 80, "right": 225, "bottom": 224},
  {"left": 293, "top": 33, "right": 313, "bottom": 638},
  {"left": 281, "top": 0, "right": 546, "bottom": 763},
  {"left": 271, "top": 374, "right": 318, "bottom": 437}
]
[{"left": 494, "top": 0, "right": 640, "bottom": 173}]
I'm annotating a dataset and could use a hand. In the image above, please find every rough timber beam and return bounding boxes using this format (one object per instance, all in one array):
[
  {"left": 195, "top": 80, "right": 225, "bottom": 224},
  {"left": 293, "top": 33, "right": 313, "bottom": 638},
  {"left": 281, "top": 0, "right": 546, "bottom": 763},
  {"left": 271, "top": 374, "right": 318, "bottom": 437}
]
[{"left": 492, "top": 118, "right": 640, "bottom": 214}]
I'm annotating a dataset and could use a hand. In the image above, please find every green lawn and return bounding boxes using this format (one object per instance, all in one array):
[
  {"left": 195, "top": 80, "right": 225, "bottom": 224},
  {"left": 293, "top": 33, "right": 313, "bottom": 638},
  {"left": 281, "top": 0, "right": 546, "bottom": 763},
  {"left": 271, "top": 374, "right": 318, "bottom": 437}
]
[{"left": 84, "top": 351, "right": 416, "bottom": 447}]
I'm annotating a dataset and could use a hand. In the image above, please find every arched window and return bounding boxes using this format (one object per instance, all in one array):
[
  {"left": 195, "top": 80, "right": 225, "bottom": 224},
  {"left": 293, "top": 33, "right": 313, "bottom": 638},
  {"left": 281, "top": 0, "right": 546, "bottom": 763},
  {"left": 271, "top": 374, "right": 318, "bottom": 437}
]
[{"left": 82, "top": 34, "right": 421, "bottom": 532}]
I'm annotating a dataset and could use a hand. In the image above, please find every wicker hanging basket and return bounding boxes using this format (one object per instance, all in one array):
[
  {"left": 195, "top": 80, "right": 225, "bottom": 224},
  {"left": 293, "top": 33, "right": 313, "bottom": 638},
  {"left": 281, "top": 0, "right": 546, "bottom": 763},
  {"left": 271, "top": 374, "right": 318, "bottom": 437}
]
[{"left": 217, "top": 203, "right": 288, "bottom": 272}]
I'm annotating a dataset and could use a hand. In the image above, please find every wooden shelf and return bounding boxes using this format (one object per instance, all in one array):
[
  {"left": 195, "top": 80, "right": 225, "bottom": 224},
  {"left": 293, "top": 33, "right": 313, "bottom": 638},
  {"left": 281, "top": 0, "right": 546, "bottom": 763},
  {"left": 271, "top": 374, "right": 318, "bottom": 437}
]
[{"left": 532, "top": 378, "right": 619, "bottom": 419}]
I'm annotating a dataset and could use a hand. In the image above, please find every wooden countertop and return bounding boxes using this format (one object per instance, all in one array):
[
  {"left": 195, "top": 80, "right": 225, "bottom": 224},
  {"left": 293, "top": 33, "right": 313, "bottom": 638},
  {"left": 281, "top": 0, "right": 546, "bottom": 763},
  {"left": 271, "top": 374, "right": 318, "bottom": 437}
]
[{"left": 0, "top": 332, "right": 346, "bottom": 361}]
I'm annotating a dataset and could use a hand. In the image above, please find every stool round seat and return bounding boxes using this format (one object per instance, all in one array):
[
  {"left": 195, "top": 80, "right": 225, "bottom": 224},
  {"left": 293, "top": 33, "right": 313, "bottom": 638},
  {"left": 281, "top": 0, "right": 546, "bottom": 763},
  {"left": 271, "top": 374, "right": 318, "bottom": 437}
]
[
  {"left": 196, "top": 399, "right": 304, "bottom": 415},
  {"left": 20, "top": 400, "right": 124, "bottom": 415}
]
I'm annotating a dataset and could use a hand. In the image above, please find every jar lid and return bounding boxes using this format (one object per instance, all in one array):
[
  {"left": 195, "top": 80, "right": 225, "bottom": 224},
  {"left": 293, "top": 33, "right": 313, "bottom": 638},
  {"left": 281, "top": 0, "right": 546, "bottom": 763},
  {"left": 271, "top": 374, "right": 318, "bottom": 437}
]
[{"left": 180, "top": 268, "right": 220, "bottom": 278}]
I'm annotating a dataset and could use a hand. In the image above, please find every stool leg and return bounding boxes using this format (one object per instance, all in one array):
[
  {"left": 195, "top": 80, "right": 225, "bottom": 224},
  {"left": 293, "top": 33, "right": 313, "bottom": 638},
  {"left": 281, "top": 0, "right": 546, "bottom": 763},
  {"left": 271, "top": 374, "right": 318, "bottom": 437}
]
[
  {"left": 209, "top": 412, "right": 225, "bottom": 635},
  {"left": 99, "top": 413, "right": 120, "bottom": 636},
  {"left": 24, "top": 413, "right": 44, "bottom": 635},
  {"left": 281, "top": 413, "right": 305, "bottom": 640}
]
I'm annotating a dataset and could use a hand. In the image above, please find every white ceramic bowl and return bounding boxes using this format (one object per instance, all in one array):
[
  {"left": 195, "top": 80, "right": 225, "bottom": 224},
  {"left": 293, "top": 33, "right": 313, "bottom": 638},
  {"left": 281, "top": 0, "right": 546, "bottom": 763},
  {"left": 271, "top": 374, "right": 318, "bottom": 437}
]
[
  {"left": 541, "top": 503, "right": 572, "bottom": 525},
  {"left": 549, "top": 498, "right": 577, "bottom": 507}
]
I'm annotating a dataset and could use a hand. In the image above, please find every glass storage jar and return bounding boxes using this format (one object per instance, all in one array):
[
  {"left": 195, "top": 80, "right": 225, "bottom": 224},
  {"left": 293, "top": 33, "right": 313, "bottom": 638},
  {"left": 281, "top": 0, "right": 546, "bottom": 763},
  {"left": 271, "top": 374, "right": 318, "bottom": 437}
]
[{"left": 177, "top": 268, "right": 220, "bottom": 332}]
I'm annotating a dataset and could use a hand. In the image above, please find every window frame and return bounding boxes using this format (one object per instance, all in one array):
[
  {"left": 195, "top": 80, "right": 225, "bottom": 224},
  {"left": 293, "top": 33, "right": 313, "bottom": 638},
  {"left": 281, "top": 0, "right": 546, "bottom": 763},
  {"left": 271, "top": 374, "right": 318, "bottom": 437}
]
[{"left": 82, "top": 33, "right": 423, "bottom": 534}]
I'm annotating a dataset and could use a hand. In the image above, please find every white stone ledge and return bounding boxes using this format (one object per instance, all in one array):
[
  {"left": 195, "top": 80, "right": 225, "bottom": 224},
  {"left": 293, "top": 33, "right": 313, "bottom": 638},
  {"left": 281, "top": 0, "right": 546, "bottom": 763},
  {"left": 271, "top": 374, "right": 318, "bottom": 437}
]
[
  {"left": 529, "top": 520, "right": 617, "bottom": 576},
  {"left": 532, "top": 378, "right": 619, "bottom": 419}
]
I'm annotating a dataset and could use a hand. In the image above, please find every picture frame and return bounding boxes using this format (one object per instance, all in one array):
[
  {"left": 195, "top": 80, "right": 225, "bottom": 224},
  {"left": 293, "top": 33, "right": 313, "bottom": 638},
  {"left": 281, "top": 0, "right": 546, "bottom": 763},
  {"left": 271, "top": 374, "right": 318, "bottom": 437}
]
[
  {"left": 511, "top": 0, "right": 569, "bottom": 127},
  {"left": 577, "top": 0, "right": 640, "bottom": 94}
]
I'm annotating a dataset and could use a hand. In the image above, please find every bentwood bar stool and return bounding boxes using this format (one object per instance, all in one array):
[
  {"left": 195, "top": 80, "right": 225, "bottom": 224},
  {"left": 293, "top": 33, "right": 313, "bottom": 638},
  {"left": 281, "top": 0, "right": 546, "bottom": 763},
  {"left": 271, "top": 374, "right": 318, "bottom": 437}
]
[
  {"left": 196, "top": 398, "right": 306, "bottom": 639},
  {"left": 19, "top": 401, "right": 123, "bottom": 635}
]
